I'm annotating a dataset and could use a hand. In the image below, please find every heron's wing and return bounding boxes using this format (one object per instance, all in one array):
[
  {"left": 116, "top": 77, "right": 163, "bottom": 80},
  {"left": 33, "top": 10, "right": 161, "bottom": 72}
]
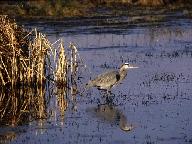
[{"left": 92, "top": 70, "right": 120, "bottom": 85}]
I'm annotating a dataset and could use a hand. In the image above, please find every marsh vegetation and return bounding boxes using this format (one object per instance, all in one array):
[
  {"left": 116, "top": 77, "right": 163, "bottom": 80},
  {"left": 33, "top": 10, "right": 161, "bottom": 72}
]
[
  {"left": 0, "top": 3, "right": 192, "bottom": 144},
  {"left": 0, "top": 16, "right": 81, "bottom": 129}
]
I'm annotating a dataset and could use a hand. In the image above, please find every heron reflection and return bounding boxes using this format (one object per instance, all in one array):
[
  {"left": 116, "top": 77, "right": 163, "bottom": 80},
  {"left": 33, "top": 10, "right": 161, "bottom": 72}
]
[{"left": 87, "top": 103, "right": 134, "bottom": 132}]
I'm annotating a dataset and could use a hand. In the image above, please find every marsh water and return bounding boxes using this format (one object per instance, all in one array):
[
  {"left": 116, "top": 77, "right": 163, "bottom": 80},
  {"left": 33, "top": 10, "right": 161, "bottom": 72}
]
[{"left": 1, "top": 10, "right": 192, "bottom": 144}]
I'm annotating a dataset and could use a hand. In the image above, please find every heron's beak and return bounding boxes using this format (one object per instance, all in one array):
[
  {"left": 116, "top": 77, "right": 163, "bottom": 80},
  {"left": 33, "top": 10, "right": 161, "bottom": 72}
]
[{"left": 128, "top": 65, "right": 139, "bottom": 69}]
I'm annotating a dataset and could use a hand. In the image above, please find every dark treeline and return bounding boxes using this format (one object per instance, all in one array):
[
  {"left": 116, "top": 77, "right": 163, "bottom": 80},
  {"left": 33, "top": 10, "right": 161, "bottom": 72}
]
[
  {"left": 1, "top": 0, "right": 191, "bottom": 5},
  {"left": 90, "top": 0, "right": 188, "bottom": 6},
  {"left": 0, "top": 0, "right": 191, "bottom": 18}
]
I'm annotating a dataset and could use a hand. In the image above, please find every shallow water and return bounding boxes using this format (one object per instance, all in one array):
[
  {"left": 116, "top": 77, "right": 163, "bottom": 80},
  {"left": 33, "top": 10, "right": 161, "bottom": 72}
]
[{"left": 1, "top": 13, "right": 192, "bottom": 144}]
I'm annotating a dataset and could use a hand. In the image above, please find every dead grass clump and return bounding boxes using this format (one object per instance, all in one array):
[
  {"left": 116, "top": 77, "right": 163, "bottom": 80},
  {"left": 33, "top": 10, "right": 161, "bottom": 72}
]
[
  {"left": 0, "top": 15, "right": 54, "bottom": 86},
  {"left": 28, "top": 29, "right": 52, "bottom": 85},
  {"left": 0, "top": 15, "right": 81, "bottom": 89},
  {"left": 0, "top": 16, "right": 81, "bottom": 126},
  {"left": 55, "top": 40, "right": 68, "bottom": 86},
  {"left": 0, "top": 15, "right": 30, "bottom": 86}
]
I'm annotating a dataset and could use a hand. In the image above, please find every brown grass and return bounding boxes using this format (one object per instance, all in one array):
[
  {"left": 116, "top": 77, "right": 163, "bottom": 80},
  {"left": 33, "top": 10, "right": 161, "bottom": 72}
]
[
  {"left": 55, "top": 39, "right": 68, "bottom": 86},
  {"left": 0, "top": 16, "right": 79, "bottom": 126},
  {"left": 0, "top": 15, "right": 30, "bottom": 86},
  {"left": 0, "top": 15, "right": 55, "bottom": 86}
]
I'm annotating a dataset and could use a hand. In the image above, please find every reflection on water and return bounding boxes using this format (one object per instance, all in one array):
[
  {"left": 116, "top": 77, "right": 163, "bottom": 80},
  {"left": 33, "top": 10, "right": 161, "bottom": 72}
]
[
  {"left": 0, "top": 86, "right": 46, "bottom": 126},
  {"left": 55, "top": 87, "right": 68, "bottom": 121},
  {"left": 0, "top": 86, "right": 47, "bottom": 143},
  {"left": 87, "top": 102, "right": 134, "bottom": 132},
  {"left": 0, "top": 131, "right": 16, "bottom": 143},
  {"left": 1, "top": 14, "right": 192, "bottom": 144}
]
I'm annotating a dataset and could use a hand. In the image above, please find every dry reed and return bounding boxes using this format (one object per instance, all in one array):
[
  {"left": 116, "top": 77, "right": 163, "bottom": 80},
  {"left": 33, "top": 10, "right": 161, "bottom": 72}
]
[
  {"left": 69, "top": 42, "right": 78, "bottom": 88},
  {"left": 54, "top": 39, "right": 68, "bottom": 86},
  {"left": 0, "top": 16, "right": 53, "bottom": 126},
  {"left": 69, "top": 43, "right": 79, "bottom": 111},
  {"left": 0, "top": 15, "right": 53, "bottom": 87},
  {"left": 0, "top": 15, "right": 30, "bottom": 86},
  {"left": 28, "top": 29, "right": 53, "bottom": 85},
  {"left": 0, "top": 16, "right": 81, "bottom": 127}
]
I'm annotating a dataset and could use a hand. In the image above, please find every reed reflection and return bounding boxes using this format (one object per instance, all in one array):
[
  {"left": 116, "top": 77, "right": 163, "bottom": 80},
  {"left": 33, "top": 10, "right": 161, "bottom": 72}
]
[
  {"left": 0, "top": 131, "right": 16, "bottom": 144},
  {"left": 55, "top": 87, "right": 68, "bottom": 123},
  {"left": 0, "top": 86, "right": 47, "bottom": 126}
]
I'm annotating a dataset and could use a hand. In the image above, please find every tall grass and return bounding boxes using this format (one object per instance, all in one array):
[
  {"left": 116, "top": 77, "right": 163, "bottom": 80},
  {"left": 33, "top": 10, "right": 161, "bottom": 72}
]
[
  {"left": 28, "top": 29, "right": 52, "bottom": 85},
  {"left": 69, "top": 43, "right": 78, "bottom": 111},
  {"left": 0, "top": 15, "right": 85, "bottom": 127},
  {"left": 54, "top": 39, "right": 68, "bottom": 86},
  {"left": 0, "top": 15, "right": 54, "bottom": 86},
  {"left": 0, "top": 15, "right": 29, "bottom": 86},
  {"left": 0, "top": 16, "right": 80, "bottom": 126}
]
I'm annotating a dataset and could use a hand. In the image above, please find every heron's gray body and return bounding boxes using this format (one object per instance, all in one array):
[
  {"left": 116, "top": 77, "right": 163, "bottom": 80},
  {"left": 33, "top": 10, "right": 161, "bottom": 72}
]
[
  {"left": 87, "top": 70, "right": 121, "bottom": 90},
  {"left": 86, "top": 63, "right": 135, "bottom": 91}
]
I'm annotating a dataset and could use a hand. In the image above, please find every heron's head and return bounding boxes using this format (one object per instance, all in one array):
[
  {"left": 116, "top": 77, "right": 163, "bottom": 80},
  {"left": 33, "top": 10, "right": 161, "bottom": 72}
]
[{"left": 120, "top": 63, "right": 138, "bottom": 70}]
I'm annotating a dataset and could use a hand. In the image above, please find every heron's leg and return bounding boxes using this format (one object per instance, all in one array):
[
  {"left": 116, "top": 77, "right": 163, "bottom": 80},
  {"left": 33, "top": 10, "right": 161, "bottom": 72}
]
[
  {"left": 99, "top": 89, "right": 108, "bottom": 97},
  {"left": 96, "top": 98, "right": 101, "bottom": 106},
  {"left": 107, "top": 90, "right": 115, "bottom": 98},
  {"left": 105, "top": 96, "right": 116, "bottom": 106},
  {"left": 97, "top": 88, "right": 110, "bottom": 96},
  {"left": 106, "top": 96, "right": 113, "bottom": 103},
  {"left": 107, "top": 89, "right": 114, "bottom": 96},
  {"left": 107, "top": 90, "right": 111, "bottom": 96}
]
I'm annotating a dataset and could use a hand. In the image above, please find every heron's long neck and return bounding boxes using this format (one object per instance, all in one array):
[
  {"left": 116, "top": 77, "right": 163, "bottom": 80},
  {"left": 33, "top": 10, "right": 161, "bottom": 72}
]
[{"left": 119, "top": 68, "right": 128, "bottom": 81}]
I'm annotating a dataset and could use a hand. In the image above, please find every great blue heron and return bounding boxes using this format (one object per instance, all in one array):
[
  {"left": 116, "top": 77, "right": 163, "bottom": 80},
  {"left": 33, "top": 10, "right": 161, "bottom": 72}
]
[{"left": 86, "top": 63, "right": 138, "bottom": 92}]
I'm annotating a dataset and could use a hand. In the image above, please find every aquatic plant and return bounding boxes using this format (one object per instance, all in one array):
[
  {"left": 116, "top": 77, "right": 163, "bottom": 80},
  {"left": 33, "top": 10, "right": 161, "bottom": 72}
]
[
  {"left": 0, "top": 16, "right": 81, "bottom": 126},
  {"left": 0, "top": 15, "right": 30, "bottom": 86},
  {"left": 0, "top": 16, "right": 52, "bottom": 86},
  {"left": 54, "top": 39, "right": 68, "bottom": 86},
  {"left": 0, "top": 15, "right": 72, "bottom": 87}
]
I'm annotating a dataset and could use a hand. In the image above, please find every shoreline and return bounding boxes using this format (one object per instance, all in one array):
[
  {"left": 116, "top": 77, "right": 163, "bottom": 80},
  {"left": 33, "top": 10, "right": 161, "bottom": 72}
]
[{"left": 0, "top": 1, "right": 192, "bottom": 21}]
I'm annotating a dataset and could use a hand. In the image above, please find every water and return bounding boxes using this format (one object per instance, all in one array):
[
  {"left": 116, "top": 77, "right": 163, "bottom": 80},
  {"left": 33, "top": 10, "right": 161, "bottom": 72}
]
[{"left": 1, "top": 12, "right": 192, "bottom": 144}]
